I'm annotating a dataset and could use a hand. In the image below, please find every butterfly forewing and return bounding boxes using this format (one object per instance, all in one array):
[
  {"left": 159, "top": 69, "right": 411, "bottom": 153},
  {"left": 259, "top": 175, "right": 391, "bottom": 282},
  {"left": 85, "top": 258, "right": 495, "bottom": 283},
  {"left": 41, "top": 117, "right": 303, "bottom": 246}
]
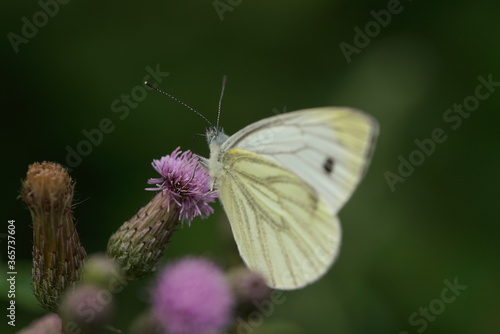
[{"left": 222, "top": 108, "right": 378, "bottom": 215}]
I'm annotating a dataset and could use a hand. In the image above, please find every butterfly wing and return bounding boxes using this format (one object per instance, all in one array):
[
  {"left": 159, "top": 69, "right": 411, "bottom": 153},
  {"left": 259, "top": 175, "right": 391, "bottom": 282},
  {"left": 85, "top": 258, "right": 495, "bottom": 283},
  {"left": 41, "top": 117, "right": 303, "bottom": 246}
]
[
  {"left": 222, "top": 108, "right": 378, "bottom": 215},
  {"left": 217, "top": 148, "right": 341, "bottom": 289}
]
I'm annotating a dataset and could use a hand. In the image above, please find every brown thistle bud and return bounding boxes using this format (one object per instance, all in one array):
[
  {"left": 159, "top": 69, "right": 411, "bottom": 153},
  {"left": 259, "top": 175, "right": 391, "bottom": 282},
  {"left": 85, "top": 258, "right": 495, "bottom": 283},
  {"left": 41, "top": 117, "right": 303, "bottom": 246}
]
[{"left": 21, "top": 162, "right": 87, "bottom": 312}]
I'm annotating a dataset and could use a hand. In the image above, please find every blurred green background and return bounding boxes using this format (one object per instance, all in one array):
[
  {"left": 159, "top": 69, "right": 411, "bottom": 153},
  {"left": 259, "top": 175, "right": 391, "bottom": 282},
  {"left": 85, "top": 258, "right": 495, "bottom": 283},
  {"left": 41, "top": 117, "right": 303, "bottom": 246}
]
[{"left": 2, "top": 0, "right": 500, "bottom": 333}]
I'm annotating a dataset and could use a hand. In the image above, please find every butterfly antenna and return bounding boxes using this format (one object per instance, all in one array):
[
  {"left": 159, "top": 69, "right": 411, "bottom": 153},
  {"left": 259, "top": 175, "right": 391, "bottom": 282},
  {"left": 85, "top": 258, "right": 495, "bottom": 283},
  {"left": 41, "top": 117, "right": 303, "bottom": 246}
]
[
  {"left": 216, "top": 75, "right": 227, "bottom": 130},
  {"left": 145, "top": 81, "right": 213, "bottom": 127}
]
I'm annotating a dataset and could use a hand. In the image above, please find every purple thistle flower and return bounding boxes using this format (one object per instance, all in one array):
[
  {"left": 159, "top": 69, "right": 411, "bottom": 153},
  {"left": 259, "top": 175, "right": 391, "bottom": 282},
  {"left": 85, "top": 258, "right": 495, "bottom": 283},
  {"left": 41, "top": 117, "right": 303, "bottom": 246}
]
[
  {"left": 147, "top": 147, "right": 217, "bottom": 223},
  {"left": 107, "top": 148, "right": 217, "bottom": 280},
  {"left": 151, "top": 257, "right": 234, "bottom": 334}
]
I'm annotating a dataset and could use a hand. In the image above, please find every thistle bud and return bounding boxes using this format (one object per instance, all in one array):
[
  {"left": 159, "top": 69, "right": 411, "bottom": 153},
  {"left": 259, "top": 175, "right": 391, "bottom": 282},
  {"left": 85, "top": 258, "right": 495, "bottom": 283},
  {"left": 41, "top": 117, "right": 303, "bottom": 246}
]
[
  {"left": 21, "top": 162, "right": 87, "bottom": 312},
  {"left": 59, "top": 284, "right": 114, "bottom": 333},
  {"left": 107, "top": 148, "right": 216, "bottom": 280},
  {"left": 227, "top": 266, "right": 271, "bottom": 316},
  {"left": 18, "top": 313, "right": 62, "bottom": 334},
  {"left": 129, "top": 311, "right": 163, "bottom": 334},
  {"left": 80, "top": 254, "right": 124, "bottom": 290}
]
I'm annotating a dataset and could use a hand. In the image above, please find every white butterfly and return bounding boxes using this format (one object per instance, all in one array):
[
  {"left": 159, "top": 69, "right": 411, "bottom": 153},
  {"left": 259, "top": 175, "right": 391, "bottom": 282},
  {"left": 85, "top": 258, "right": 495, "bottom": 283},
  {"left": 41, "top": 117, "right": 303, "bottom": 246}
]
[{"left": 203, "top": 107, "right": 378, "bottom": 289}]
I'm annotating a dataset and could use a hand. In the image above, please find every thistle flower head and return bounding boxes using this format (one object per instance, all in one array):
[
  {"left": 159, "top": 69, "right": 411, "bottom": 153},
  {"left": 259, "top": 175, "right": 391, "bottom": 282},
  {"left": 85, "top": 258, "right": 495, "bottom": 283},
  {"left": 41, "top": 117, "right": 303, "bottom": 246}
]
[
  {"left": 146, "top": 147, "right": 216, "bottom": 223},
  {"left": 21, "top": 162, "right": 86, "bottom": 312},
  {"left": 151, "top": 257, "right": 233, "bottom": 334},
  {"left": 22, "top": 162, "right": 73, "bottom": 212},
  {"left": 107, "top": 148, "right": 217, "bottom": 280}
]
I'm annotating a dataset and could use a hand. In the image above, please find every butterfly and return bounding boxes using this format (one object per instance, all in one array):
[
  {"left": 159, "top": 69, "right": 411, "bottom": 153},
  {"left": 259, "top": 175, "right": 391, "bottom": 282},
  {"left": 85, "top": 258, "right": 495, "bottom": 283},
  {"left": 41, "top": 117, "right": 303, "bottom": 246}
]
[
  {"left": 145, "top": 81, "right": 378, "bottom": 289},
  {"left": 204, "top": 107, "right": 378, "bottom": 289}
]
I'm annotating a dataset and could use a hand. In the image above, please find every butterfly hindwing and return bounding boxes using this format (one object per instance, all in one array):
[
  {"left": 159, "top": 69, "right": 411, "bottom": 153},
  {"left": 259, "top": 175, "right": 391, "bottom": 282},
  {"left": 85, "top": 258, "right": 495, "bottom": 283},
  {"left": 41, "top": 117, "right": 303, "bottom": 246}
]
[{"left": 217, "top": 149, "right": 341, "bottom": 289}]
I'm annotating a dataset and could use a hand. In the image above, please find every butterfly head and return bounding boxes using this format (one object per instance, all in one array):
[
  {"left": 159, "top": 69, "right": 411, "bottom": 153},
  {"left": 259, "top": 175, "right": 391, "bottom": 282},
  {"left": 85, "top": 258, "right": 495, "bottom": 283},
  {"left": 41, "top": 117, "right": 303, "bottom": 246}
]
[{"left": 206, "top": 126, "right": 229, "bottom": 148}]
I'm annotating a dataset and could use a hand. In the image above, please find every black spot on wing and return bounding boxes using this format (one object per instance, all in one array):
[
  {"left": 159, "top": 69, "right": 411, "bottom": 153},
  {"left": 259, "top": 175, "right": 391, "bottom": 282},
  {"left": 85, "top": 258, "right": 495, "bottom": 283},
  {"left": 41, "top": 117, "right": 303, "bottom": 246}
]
[{"left": 323, "top": 157, "right": 334, "bottom": 174}]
